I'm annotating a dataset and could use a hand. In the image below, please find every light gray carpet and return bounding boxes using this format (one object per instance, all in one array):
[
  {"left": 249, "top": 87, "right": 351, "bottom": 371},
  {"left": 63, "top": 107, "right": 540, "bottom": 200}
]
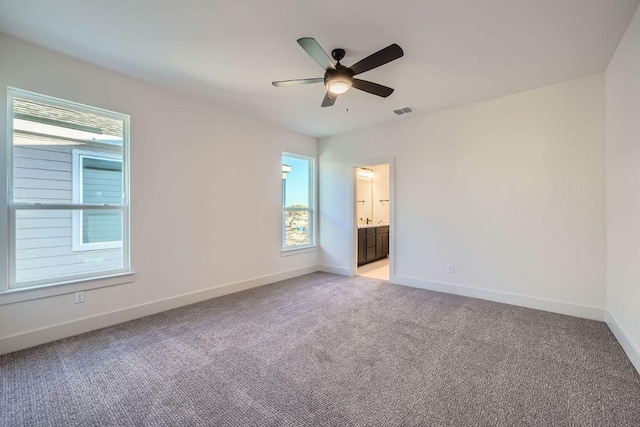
[{"left": 2, "top": 272, "right": 639, "bottom": 426}]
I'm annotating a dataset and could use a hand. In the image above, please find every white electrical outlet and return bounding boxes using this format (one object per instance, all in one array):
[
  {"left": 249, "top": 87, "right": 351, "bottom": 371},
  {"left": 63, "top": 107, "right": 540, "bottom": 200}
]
[
  {"left": 447, "top": 264, "right": 454, "bottom": 273},
  {"left": 275, "top": 256, "right": 281, "bottom": 264},
  {"left": 74, "top": 291, "right": 85, "bottom": 304}
]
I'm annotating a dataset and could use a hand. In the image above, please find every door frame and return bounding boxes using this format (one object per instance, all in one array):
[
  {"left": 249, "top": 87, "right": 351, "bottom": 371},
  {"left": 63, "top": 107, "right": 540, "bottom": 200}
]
[{"left": 350, "top": 157, "right": 395, "bottom": 280}]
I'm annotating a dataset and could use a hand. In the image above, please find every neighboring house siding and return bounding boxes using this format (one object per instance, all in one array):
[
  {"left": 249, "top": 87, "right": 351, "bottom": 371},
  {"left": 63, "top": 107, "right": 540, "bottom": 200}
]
[
  {"left": 14, "top": 145, "right": 72, "bottom": 201},
  {"left": 13, "top": 136, "right": 122, "bottom": 285}
]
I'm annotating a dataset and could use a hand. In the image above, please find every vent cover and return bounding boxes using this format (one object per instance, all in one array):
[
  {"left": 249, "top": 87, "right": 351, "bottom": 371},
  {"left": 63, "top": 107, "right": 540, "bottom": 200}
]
[{"left": 393, "top": 106, "right": 415, "bottom": 115}]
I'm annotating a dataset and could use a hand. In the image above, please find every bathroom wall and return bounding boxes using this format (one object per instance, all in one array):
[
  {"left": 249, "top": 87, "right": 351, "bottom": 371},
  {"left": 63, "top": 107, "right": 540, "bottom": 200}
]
[
  {"left": 355, "top": 176, "right": 372, "bottom": 224},
  {"left": 356, "top": 165, "right": 390, "bottom": 225},
  {"left": 371, "top": 164, "right": 390, "bottom": 224}
]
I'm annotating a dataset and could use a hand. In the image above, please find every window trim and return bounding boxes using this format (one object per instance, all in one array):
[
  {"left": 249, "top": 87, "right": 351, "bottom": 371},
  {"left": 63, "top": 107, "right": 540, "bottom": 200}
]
[
  {"left": 3, "top": 87, "right": 132, "bottom": 296},
  {"left": 281, "top": 152, "right": 316, "bottom": 251},
  {"left": 0, "top": 272, "right": 136, "bottom": 306},
  {"left": 72, "top": 149, "right": 124, "bottom": 252}
]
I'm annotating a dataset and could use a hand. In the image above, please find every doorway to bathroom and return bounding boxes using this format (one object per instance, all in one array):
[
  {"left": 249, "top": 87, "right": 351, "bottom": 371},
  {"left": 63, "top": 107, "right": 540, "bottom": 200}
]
[{"left": 355, "top": 163, "right": 390, "bottom": 280}]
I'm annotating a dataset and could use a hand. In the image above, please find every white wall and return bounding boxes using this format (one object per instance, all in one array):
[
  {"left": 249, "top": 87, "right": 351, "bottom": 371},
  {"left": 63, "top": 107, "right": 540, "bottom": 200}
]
[
  {"left": 0, "top": 34, "right": 318, "bottom": 353},
  {"left": 320, "top": 74, "right": 606, "bottom": 320},
  {"left": 605, "top": 5, "right": 640, "bottom": 369},
  {"left": 371, "top": 165, "right": 390, "bottom": 224}
]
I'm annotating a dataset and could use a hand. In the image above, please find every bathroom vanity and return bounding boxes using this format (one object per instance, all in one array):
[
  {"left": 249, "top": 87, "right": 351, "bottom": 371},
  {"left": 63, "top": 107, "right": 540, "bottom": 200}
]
[{"left": 357, "top": 225, "right": 389, "bottom": 266}]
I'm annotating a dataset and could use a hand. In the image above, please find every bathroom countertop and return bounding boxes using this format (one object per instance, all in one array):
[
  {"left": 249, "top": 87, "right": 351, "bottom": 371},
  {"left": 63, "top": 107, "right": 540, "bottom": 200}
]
[{"left": 357, "top": 223, "right": 389, "bottom": 229}]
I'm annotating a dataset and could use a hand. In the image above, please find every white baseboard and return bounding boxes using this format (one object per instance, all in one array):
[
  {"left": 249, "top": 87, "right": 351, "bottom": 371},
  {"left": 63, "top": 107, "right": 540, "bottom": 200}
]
[
  {"left": 317, "top": 265, "right": 351, "bottom": 276},
  {"left": 393, "top": 275, "right": 605, "bottom": 321},
  {"left": 1, "top": 266, "right": 613, "bottom": 357},
  {"left": 606, "top": 310, "right": 640, "bottom": 374},
  {"left": 0, "top": 265, "right": 318, "bottom": 356}
]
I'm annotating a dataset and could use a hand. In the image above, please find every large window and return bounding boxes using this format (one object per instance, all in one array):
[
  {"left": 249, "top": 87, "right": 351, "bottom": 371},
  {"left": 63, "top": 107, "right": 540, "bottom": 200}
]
[
  {"left": 4, "top": 88, "right": 130, "bottom": 291},
  {"left": 282, "top": 153, "right": 315, "bottom": 250}
]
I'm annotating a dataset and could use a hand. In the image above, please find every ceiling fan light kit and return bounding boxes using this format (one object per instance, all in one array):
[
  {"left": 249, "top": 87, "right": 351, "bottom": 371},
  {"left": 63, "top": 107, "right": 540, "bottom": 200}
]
[
  {"left": 327, "top": 78, "right": 352, "bottom": 95},
  {"left": 272, "top": 37, "right": 404, "bottom": 107},
  {"left": 325, "top": 71, "right": 353, "bottom": 95}
]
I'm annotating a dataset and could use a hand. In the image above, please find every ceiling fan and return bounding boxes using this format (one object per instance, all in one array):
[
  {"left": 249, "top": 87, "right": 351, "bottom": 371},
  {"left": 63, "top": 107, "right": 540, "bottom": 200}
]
[{"left": 272, "top": 38, "right": 404, "bottom": 107}]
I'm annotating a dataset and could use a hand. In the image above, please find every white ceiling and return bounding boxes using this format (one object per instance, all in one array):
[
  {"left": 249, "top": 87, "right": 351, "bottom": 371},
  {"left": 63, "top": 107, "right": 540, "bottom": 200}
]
[{"left": 0, "top": 0, "right": 638, "bottom": 138}]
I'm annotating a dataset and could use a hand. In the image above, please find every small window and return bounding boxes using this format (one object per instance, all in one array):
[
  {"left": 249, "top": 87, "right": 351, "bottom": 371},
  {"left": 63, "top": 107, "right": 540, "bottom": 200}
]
[
  {"left": 72, "top": 150, "right": 123, "bottom": 251},
  {"left": 282, "top": 153, "right": 315, "bottom": 250},
  {"left": 6, "top": 88, "right": 130, "bottom": 289}
]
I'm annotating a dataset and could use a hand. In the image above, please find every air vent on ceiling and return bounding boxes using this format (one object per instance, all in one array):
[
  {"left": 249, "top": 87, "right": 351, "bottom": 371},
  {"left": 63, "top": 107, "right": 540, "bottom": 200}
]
[{"left": 393, "top": 106, "right": 415, "bottom": 115}]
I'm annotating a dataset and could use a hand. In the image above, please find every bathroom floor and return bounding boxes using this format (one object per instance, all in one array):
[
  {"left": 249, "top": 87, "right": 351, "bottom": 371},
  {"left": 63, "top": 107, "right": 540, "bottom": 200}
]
[{"left": 357, "top": 258, "right": 389, "bottom": 280}]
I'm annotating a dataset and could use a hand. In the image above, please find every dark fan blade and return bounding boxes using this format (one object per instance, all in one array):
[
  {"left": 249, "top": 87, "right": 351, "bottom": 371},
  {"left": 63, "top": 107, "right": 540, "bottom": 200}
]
[
  {"left": 272, "top": 78, "right": 323, "bottom": 87},
  {"left": 321, "top": 92, "right": 337, "bottom": 107},
  {"left": 350, "top": 44, "right": 404, "bottom": 75},
  {"left": 352, "top": 79, "right": 394, "bottom": 97},
  {"left": 297, "top": 37, "right": 336, "bottom": 70}
]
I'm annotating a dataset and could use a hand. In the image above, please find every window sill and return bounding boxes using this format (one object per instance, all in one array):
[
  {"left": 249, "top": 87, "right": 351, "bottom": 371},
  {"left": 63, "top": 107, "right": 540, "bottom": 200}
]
[
  {"left": 0, "top": 272, "right": 136, "bottom": 306},
  {"left": 281, "top": 246, "right": 317, "bottom": 257}
]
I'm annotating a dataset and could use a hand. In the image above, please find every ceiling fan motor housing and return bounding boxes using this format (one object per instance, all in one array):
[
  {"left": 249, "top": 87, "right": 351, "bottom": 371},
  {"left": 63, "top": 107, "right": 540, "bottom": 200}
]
[
  {"left": 331, "top": 48, "right": 346, "bottom": 62},
  {"left": 324, "top": 65, "right": 354, "bottom": 92}
]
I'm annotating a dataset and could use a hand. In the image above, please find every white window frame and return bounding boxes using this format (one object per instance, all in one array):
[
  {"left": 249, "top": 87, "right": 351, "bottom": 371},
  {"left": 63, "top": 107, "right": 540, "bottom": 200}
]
[
  {"left": 282, "top": 152, "right": 316, "bottom": 251},
  {"left": 0, "top": 87, "right": 133, "bottom": 304},
  {"left": 72, "top": 149, "right": 123, "bottom": 252}
]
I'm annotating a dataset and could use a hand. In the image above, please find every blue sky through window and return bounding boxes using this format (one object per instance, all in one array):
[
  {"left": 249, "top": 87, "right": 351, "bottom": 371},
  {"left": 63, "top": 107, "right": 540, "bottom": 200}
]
[{"left": 283, "top": 155, "right": 310, "bottom": 207}]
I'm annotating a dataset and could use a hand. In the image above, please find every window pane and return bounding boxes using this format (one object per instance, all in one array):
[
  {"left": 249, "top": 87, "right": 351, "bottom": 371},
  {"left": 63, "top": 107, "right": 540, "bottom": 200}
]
[
  {"left": 81, "top": 157, "right": 123, "bottom": 244},
  {"left": 83, "top": 211, "right": 123, "bottom": 244},
  {"left": 282, "top": 155, "right": 309, "bottom": 208},
  {"left": 13, "top": 209, "right": 124, "bottom": 287},
  {"left": 284, "top": 210, "right": 309, "bottom": 247},
  {"left": 82, "top": 158, "right": 123, "bottom": 205},
  {"left": 12, "top": 97, "right": 124, "bottom": 204}
]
